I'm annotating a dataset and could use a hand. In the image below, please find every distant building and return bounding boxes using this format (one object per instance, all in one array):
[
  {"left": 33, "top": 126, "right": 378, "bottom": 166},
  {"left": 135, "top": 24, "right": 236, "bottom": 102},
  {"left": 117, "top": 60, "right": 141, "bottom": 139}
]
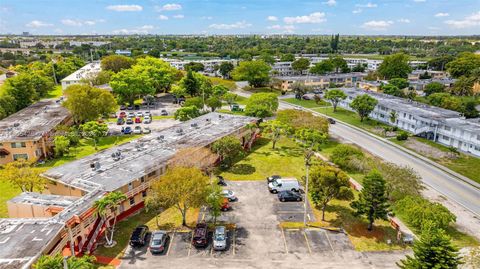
[
  {"left": 276, "top": 73, "right": 366, "bottom": 91},
  {"left": 357, "top": 80, "right": 383, "bottom": 92},
  {"left": 69, "top": 41, "right": 110, "bottom": 47},
  {"left": 0, "top": 99, "right": 72, "bottom": 165},
  {"left": 408, "top": 70, "right": 448, "bottom": 80},
  {"left": 162, "top": 58, "right": 237, "bottom": 76},
  {"left": 115, "top": 49, "right": 132, "bottom": 56},
  {"left": 409, "top": 78, "right": 456, "bottom": 93},
  {"left": 60, "top": 61, "right": 101, "bottom": 90}
]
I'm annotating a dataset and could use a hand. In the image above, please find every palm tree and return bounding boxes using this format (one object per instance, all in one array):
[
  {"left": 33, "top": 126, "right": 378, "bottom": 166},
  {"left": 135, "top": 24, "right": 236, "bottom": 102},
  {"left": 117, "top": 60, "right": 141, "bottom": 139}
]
[
  {"left": 389, "top": 111, "right": 398, "bottom": 125},
  {"left": 34, "top": 254, "right": 96, "bottom": 269},
  {"left": 93, "top": 191, "right": 127, "bottom": 246}
]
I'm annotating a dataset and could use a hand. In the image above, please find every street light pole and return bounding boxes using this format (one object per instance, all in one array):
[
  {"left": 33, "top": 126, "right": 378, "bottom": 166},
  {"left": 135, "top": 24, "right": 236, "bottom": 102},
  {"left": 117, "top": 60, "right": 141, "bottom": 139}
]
[{"left": 303, "top": 149, "right": 314, "bottom": 227}]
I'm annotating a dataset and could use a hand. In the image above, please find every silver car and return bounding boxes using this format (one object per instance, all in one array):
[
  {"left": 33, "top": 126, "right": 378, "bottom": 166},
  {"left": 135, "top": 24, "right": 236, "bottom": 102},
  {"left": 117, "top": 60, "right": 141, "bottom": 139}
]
[
  {"left": 149, "top": 230, "right": 169, "bottom": 254},
  {"left": 213, "top": 226, "right": 227, "bottom": 251},
  {"left": 222, "top": 190, "right": 237, "bottom": 201}
]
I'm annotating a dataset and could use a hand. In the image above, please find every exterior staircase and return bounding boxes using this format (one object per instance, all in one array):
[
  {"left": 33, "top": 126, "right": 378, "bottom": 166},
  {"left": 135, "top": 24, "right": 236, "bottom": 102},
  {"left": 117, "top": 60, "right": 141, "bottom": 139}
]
[{"left": 82, "top": 217, "right": 105, "bottom": 254}]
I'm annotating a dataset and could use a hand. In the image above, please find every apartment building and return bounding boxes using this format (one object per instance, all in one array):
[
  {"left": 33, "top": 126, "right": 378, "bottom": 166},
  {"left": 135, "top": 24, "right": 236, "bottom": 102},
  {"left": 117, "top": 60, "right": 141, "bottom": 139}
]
[
  {"left": 0, "top": 113, "right": 257, "bottom": 269},
  {"left": 337, "top": 88, "right": 480, "bottom": 157},
  {"left": 409, "top": 78, "right": 456, "bottom": 93},
  {"left": 162, "top": 58, "right": 238, "bottom": 76},
  {"left": 0, "top": 99, "right": 71, "bottom": 165},
  {"left": 277, "top": 73, "right": 366, "bottom": 91},
  {"left": 408, "top": 70, "right": 448, "bottom": 80},
  {"left": 60, "top": 61, "right": 101, "bottom": 90}
]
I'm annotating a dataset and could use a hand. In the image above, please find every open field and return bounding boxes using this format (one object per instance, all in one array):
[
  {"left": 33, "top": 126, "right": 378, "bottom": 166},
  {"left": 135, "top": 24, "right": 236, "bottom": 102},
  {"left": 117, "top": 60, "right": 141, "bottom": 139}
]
[{"left": 283, "top": 98, "right": 329, "bottom": 108}]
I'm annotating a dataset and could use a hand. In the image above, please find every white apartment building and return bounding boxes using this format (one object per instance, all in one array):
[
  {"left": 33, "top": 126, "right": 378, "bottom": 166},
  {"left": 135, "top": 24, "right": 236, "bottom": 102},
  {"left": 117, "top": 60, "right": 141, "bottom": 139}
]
[
  {"left": 69, "top": 41, "right": 110, "bottom": 47},
  {"left": 162, "top": 58, "right": 237, "bottom": 76},
  {"left": 60, "top": 61, "right": 101, "bottom": 90},
  {"left": 336, "top": 88, "right": 480, "bottom": 157}
]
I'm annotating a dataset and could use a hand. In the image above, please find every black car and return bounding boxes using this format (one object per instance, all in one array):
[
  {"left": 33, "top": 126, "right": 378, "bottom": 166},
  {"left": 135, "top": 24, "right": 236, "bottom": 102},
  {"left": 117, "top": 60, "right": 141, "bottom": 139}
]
[
  {"left": 120, "top": 104, "right": 127, "bottom": 110},
  {"left": 129, "top": 225, "right": 149, "bottom": 247},
  {"left": 192, "top": 222, "right": 208, "bottom": 248},
  {"left": 161, "top": 110, "right": 168, "bottom": 116},
  {"left": 127, "top": 105, "right": 134, "bottom": 110},
  {"left": 134, "top": 104, "right": 140, "bottom": 110},
  {"left": 266, "top": 175, "right": 281, "bottom": 184},
  {"left": 327, "top": 118, "right": 336, "bottom": 124},
  {"left": 278, "top": 190, "right": 302, "bottom": 202}
]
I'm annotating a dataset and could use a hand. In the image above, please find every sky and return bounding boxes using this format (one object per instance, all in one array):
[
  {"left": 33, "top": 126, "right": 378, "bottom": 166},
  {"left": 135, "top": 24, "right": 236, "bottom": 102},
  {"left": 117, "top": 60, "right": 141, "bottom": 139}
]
[{"left": 0, "top": 0, "right": 479, "bottom": 36}]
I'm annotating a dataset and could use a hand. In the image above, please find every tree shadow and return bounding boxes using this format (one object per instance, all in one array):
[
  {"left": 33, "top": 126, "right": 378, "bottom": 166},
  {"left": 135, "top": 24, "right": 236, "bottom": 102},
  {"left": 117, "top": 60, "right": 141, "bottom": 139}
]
[{"left": 229, "top": 163, "right": 256, "bottom": 175}]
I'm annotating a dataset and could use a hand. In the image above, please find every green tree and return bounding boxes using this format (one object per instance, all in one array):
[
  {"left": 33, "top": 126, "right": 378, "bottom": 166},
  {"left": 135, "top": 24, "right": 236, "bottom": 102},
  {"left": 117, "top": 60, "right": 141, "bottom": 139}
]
[
  {"left": 350, "top": 94, "right": 378, "bottom": 122},
  {"left": 63, "top": 85, "right": 117, "bottom": 124},
  {"left": 382, "top": 84, "right": 405, "bottom": 97},
  {"left": 375, "top": 162, "right": 423, "bottom": 202},
  {"left": 398, "top": 223, "right": 461, "bottom": 269},
  {"left": 244, "top": 92, "right": 279, "bottom": 118},
  {"left": 54, "top": 135, "right": 70, "bottom": 157},
  {"left": 211, "top": 135, "right": 244, "bottom": 167},
  {"left": 451, "top": 76, "right": 474, "bottom": 96},
  {"left": 294, "top": 128, "right": 328, "bottom": 151},
  {"left": 149, "top": 166, "right": 209, "bottom": 226},
  {"left": 185, "top": 62, "right": 205, "bottom": 72},
  {"left": 276, "top": 109, "right": 329, "bottom": 134},
  {"left": 330, "top": 144, "right": 365, "bottom": 171},
  {"left": 424, "top": 82, "right": 445, "bottom": 96},
  {"left": 0, "top": 95, "right": 17, "bottom": 119},
  {"left": 206, "top": 96, "right": 222, "bottom": 112},
  {"left": 34, "top": 254, "right": 96, "bottom": 269},
  {"left": 446, "top": 52, "right": 480, "bottom": 78},
  {"left": 174, "top": 106, "right": 201, "bottom": 121},
  {"left": 324, "top": 89, "right": 347, "bottom": 112},
  {"left": 206, "top": 185, "right": 224, "bottom": 224},
  {"left": 133, "top": 57, "right": 181, "bottom": 93},
  {"left": 110, "top": 68, "right": 155, "bottom": 105},
  {"left": 377, "top": 53, "right": 412, "bottom": 79},
  {"left": 0, "top": 159, "right": 45, "bottom": 192},
  {"left": 219, "top": 62, "right": 235, "bottom": 79},
  {"left": 330, "top": 56, "right": 349, "bottom": 73},
  {"left": 309, "top": 165, "right": 354, "bottom": 221},
  {"left": 388, "top": 78, "right": 409, "bottom": 89},
  {"left": 310, "top": 60, "right": 334, "bottom": 75},
  {"left": 4, "top": 73, "right": 37, "bottom": 110},
  {"left": 93, "top": 192, "right": 127, "bottom": 246},
  {"left": 222, "top": 92, "right": 238, "bottom": 106},
  {"left": 80, "top": 121, "right": 108, "bottom": 150},
  {"left": 428, "top": 55, "right": 455, "bottom": 71},
  {"left": 461, "top": 99, "right": 479, "bottom": 119},
  {"left": 351, "top": 170, "right": 390, "bottom": 231},
  {"left": 389, "top": 111, "right": 398, "bottom": 125},
  {"left": 280, "top": 53, "right": 295, "bottom": 62},
  {"left": 291, "top": 58, "right": 310, "bottom": 74},
  {"left": 101, "top": 55, "right": 135, "bottom": 73},
  {"left": 231, "top": 60, "right": 271, "bottom": 88},
  {"left": 212, "top": 84, "right": 229, "bottom": 97},
  {"left": 259, "top": 53, "right": 275, "bottom": 65},
  {"left": 261, "top": 120, "right": 289, "bottom": 149},
  {"left": 184, "top": 97, "right": 204, "bottom": 109}
]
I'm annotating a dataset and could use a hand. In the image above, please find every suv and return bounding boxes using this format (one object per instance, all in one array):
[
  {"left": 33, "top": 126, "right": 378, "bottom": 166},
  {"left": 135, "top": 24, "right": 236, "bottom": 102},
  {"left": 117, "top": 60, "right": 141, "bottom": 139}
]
[
  {"left": 192, "top": 222, "right": 208, "bottom": 248},
  {"left": 149, "top": 230, "right": 169, "bottom": 254},
  {"left": 129, "top": 225, "right": 149, "bottom": 247},
  {"left": 278, "top": 190, "right": 302, "bottom": 202},
  {"left": 266, "top": 175, "right": 281, "bottom": 184}
]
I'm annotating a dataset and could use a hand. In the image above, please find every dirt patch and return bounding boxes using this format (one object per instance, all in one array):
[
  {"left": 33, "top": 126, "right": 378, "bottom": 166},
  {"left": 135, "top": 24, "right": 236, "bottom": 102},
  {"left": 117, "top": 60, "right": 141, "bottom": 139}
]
[{"left": 403, "top": 138, "right": 450, "bottom": 159}]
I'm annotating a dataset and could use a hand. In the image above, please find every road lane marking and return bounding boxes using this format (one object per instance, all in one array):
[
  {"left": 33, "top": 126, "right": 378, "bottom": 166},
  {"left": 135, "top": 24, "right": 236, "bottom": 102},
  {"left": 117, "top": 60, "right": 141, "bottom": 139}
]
[
  {"left": 303, "top": 230, "right": 312, "bottom": 255},
  {"left": 325, "top": 231, "right": 335, "bottom": 252},
  {"left": 280, "top": 228, "right": 289, "bottom": 254},
  {"left": 187, "top": 231, "right": 194, "bottom": 257},
  {"left": 166, "top": 231, "right": 175, "bottom": 256},
  {"left": 232, "top": 227, "right": 236, "bottom": 256}
]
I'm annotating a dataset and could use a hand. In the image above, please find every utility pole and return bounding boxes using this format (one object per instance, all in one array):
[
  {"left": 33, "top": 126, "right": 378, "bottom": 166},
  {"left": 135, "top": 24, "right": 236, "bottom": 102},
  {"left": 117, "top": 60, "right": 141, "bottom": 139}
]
[
  {"left": 51, "top": 59, "right": 58, "bottom": 85},
  {"left": 303, "top": 149, "right": 314, "bottom": 227}
]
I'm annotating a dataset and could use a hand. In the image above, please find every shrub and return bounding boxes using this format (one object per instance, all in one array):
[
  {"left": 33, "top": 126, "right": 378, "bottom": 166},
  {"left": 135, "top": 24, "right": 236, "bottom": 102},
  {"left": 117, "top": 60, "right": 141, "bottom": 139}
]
[
  {"left": 396, "top": 131, "right": 409, "bottom": 141},
  {"left": 330, "top": 144, "right": 365, "bottom": 171}
]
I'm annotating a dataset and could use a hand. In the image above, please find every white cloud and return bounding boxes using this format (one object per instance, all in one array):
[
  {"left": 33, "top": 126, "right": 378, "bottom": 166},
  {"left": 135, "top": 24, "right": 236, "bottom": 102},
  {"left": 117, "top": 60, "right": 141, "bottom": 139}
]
[
  {"left": 156, "top": 3, "right": 182, "bottom": 11},
  {"left": 26, "top": 20, "right": 53, "bottom": 28},
  {"left": 397, "top": 18, "right": 411, "bottom": 23},
  {"left": 267, "top": 16, "right": 278, "bottom": 21},
  {"left": 158, "top": 15, "right": 169, "bottom": 20},
  {"left": 106, "top": 5, "right": 143, "bottom": 12},
  {"left": 61, "top": 19, "right": 83, "bottom": 26},
  {"left": 267, "top": 24, "right": 296, "bottom": 33},
  {"left": 173, "top": 14, "right": 184, "bottom": 19},
  {"left": 323, "top": 0, "right": 337, "bottom": 6},
  {"left": 352, "top": 9, "right": 362, "bottom": 14},
  {"left": 435, "top": 13, "right": 449, "bottom": 17},
  {"left": 113, "top": 25, "right": 154, "bottom": 34},
  {"left": 201, "top": 16, "right": 213, "bottom": 20},
  {"left": 445, "top": 11, "right": 480, "bottom": 28},
  {"left": 284, "top": 12, "right": 326, "bottom": 24},
  {"left": 361, "top": 20, "right": 393, "bottom": 30},
  {"left": 209, "top": 21, "right": 252, "bottom": 30},
  {"left": 356, "top": 2, "right": 377, "bottom": 8}
]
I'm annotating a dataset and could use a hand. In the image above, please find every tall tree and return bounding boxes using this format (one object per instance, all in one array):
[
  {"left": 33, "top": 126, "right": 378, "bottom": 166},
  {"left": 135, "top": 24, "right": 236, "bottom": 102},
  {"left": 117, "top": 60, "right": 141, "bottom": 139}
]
[
  {"left": 446, "top": 52, "right": 480, "bottom": 78},
  {"left": 205, "top": 96, "right": 222, "bottom": 112},
  {"left": 110, "top": 68, "right": 155, "bottom": 105},
  {"left": 206, "top": 185, "right": 224, "bottom": 224},
  {"left": 149, "top": 166, "right": 209, "bottom": 226},
  {"left": 93, "top": 191, "right": 127, "bottom": 246},
  {"left": 211, "top": 135, "right": 244, "bottom": 167},
  {"left": 377, "top": 53, "right": 412, "bottom": 79},
  {"left": 174, "top": 106, "right": 201, "bottom": 121},
  {"left": 424, "top": 82, "right": 445, "bottom": 96},
  {"left": 244, "top": 92, "right": 279, "bottom": 118},
  {"left": 291, "top": 58, "right": 310, "bottom": 74},
  {"left": 388, "top": 78, "right": 409, "bottom": 89},
  {"left": 4, "top": 73, "right": 37, "bottom": 110},
  {"left": 324, "top": 89, "right": 347, "bottom": 112},
  {"left": 0, "top": 159, "right": 45, "bottom": 192},
  {"left": 231, "top": 60, "right": 271, "bottom": 88},
  {"left": 350, "top": 94, "right": 378, "bottom": 122},
  {"left": 80, "top": 121, "right": 108, "bottom": 150},
  {"left": 181, "top": 70, "right": 201, "bottom": 96},
  {"left": 261, "top": 120, "right": 290, "bottom": 149},
  {"left": 310, "top": 60, "right": 334, "bottom": 75},
  {"left": 185, "top": 62, "right": 205, "bottom": 72},
  {"left": 330, "top": 56, "right": 348, "bottom": 73},
  {"left": 309, "top": 165, "right": 354, "bottom": 221},
  {"left": 398, "top": 223, "right": 461, "bottom": 269},
  {"left": 218, "top": 62, "right": 235, "bottom": 79},
  {"left": 101, "top": 55, "right": 135, "bottom": 73},
  {"left": 280, "top": 53, "right": 295, "bottom": 62},
  {"left": 351, "top": 170, "right": 390, "bottom": 231}
]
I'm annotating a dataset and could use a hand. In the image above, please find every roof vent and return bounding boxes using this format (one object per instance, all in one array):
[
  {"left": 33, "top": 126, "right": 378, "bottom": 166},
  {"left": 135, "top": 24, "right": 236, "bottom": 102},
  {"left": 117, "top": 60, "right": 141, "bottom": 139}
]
[
  {"left": 191, "top": 123, "right": 198, "bottom": 128},
  {"left": 176, "top": 128, "right": 183, "bottom": 135},
  {"left": 111, "top": 150, "right": 121, "bottom": 161},
  {"left": 13, "top": 123, "right": 20, "bottom": 127},
  {"left": 157, "top": 135, "right": 164, "bottom": 141},
  {"left": 90, "top": 161, "right": 101, "bottom": 171}
]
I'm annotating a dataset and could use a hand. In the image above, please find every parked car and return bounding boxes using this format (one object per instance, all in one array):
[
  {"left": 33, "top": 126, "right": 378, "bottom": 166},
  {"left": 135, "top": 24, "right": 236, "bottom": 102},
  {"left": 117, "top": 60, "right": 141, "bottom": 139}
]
[
  {"left": 213, "top": 226, "right": 227, "bottom": 251},
  {"left": 192, "top": 222, "right": 208, "bottom": 248},
  {"left": 278, "top": 190, "right": 302, "bottom": 202},
  {"left": 143, "top": 116, "right": 152, "bottom": 124},
  {"left": 161, "top": 110, "right": 168, "bottom": 116},
  {"left": 129, "top": 225, "right": 149, "bottom": 247},
  {"left": 134, "top": 126, "right": 142, "bottom": 134},
  {"left": 119, "top": 111, "right": 127, "bottom": 118},
  {"left": 126, "top": 118, "right": 134, "bottom": 125},
  {"left": 266, "top": 175, "right": 281, "bottom": 184},
  {"left": 144, "top": 111, "right": 152, "bottom": 117},
  {"left": 116, "top": 118, "right": 125, "bottom": 125},
  {"left": 149, "top": 230, "right": 169, "bottom": 254},
  {"left": 313, "top": 89, "right": 322, "bottom": 94},
  {"left": 302, "top": 94, "right": 312, "bottom": 100},
  {"left": 221, "top": 198, "right": 231, "bottom": 211},
  {"left": 135, "top": 117, "right": 142, "bottom": 123},
  {"left": 222, "top": 190, "right": 237, "bottom": 202},
  {"left": 134, "top": 104, "right": 140, "bottom": 110},
  {"left": 127, "top": 112, "right": 135, "bottom": 118},
  {"left": 127, "top": 105, "right": 134, "bottom": 110},
  {"left": 124, "top": 126, "right": 132, "bottom": 134},
  {"left": 143, "top": 127, "right": 152, "bottom": 134},
  {"left": 136, "top": 111, "right": 144, "bottom": 117},
  {"left": 327, "top": 118, "right": 336, "bottom": 124},
  {"left": 120, "top": 104, "right": 127, "bottom": 110},
  {"left": 268, "top": 178, "right": 301, "bottom": 193}
]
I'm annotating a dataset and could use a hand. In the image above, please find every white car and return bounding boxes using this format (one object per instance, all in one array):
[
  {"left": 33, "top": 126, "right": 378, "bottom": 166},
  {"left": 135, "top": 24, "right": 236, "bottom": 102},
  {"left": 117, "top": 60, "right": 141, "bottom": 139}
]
[
  {"left": 222, "top": 190, "right": 237, "bottom": 201},
  {"left": 127, "top": 112, "right": 135, "bottom": 118},
  {"left": 213, "top": 226, "right": 227, "bottom": 251},
  {"left": 136, "top": 111, "right": 144, "bottom": 117},
  {"left": 133, "top": 126, "right": 142, "bottom": 134},
  {"left": 143, "top": 127, "right": 151, "bottom": 134},
  {"left": 143, "top": 116, "right": 152, "bottom": 124},
  {"left": 144, "top": 111, "right": 151, "bottom": 117}
]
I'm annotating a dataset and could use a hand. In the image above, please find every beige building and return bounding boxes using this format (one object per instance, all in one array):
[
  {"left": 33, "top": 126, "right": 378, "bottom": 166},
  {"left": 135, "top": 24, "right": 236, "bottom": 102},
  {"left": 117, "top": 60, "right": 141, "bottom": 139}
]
[
  {"left": 277, "top": 73, "right": 366, "bottom": 91},
  {"left": 408, "top": 70, "right": 448, "bottom": 80},
  {"left": 357, "top": 80, "right": 383, "bottom": 92},
  {"left": 0, "top": 99, "right": 71, "bottom": 165}
]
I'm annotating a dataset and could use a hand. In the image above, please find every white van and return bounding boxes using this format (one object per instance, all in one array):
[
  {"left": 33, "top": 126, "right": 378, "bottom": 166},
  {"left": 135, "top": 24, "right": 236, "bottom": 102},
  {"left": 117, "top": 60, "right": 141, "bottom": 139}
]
[{"left": 268, "top": 178, "right": 301, "bottom": 193}]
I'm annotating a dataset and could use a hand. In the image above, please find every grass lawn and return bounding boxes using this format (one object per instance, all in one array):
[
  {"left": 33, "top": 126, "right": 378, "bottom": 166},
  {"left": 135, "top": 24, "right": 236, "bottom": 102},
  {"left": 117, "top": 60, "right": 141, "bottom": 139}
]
[
  {"left": 94, "top": 207, "right": 198, "bottom": 258},
  {"left": 216, "top": 109, "right": 246, "bottom": 116},
  {"left": 0, "top": 181, "right": 21, "bottom": 217},
  {"left": 283, "top": 98, "right": 330, "bottom": 108},
  {"left": 209, "top": 77, "right": 237, "bottom": 90},
  {"left": 244, "top": 86, "right": 282, "bottom": 96},
  {"left": 45, "top": 85, "right": 63, "bottom": 99},
  {"left": 152, "top": 115, "right": 175, "bottom": 120}
]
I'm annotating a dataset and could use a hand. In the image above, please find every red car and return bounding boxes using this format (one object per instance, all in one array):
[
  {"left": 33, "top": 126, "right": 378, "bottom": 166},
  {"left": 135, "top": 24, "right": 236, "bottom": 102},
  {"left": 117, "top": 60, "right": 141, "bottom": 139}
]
[
  {"left": 119, "top": 111, "right": 127, "bottom": 118},
  {"left": 135, "top": 117, "right": 142, "bottom": 123},
  {"left": 192, "top": 222, "right": 208, "bottom": 248},
  {"left": 221, "top": 198, "right": 231, "bottom": 211}
]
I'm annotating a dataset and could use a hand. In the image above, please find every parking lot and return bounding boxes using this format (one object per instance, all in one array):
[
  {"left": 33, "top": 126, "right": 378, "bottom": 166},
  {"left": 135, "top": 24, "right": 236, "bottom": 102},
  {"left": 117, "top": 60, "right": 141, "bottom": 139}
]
[{"left": 119, "top": 181, "right": 374, "bottom": 268}]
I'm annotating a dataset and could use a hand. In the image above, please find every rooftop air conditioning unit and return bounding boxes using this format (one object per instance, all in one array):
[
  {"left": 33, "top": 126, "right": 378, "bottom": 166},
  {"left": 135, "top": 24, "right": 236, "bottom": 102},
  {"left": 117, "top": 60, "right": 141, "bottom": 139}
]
[
  {"left": 157, "top": 135, "right": 164, "bottom": 141},
  {"left": 191, "top": 123, "right": 198, "bottom": 128}
]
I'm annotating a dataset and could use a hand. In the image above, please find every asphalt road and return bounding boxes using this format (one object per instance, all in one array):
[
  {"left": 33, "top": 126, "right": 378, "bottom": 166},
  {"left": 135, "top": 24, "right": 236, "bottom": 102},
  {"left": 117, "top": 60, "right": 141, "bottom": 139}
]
[{"left": 234, "top": 89, "right": 480, "bottom": 216}]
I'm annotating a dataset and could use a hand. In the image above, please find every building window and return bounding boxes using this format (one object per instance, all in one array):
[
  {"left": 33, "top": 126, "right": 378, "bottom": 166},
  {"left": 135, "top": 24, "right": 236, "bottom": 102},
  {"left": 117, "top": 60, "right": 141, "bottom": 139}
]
[
  {"left": 129, "top": 197, "right": 135, "bottom": 206},
  {"left": 148, "top": 171, "right": 156, "bottom": 177},
  {"left": 142, "top": 191, "right": 147, "bottom": 198},
  {"left": 13, "top": 154, "right": 28, "bottom": 160},
  {"left": 443, "top": 135, "right": 450, "bottom": 141},
  {"left": 140, "top": 176, "right": 145, "bottom": 183},
  {"left": 444, "top": 126, "right": 451, "bottom": 131},
  {"left": 11, "top": 142, "right": 26, "bottom": 148}
]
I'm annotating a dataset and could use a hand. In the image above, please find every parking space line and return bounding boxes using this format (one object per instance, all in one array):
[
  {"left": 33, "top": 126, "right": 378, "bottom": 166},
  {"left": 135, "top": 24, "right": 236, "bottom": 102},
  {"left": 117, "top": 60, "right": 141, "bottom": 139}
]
[
  {"left": 232, "top": 227, "right": 236, "bottom": 256},
  {"left": 280, "top": 228, "right": 289, "bottom": 254},
  {"left": 303, "top": 230, "right": 312, "bottom": 255},
  {"left": 187, "top": 231, "right": 194, "bottom": 257},
  {"left": 325, "top": 231, "right": 335, "bottom": 252},
  {"left": 166, "top": 231, "right": 175, "bottom": 256}
]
